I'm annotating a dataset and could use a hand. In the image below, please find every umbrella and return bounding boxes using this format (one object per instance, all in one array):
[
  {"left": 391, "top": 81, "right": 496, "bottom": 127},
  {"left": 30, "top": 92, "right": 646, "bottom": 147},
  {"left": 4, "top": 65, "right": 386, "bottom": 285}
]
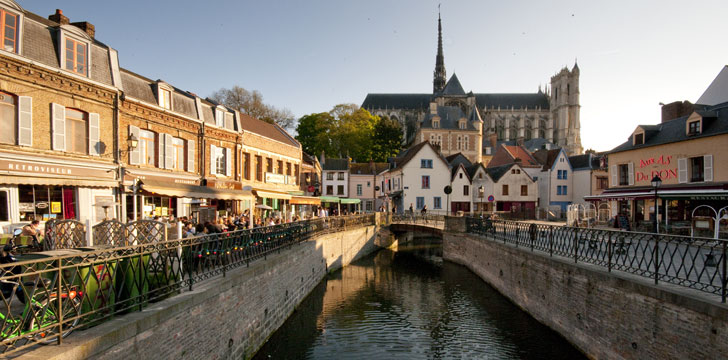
[{"left": 256, "top": 204, "right": 273, "bottom": 210}]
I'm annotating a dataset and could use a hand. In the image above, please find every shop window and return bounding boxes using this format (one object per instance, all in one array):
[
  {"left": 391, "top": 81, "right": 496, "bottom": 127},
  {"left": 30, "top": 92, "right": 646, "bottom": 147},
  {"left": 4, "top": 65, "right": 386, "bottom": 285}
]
[
  {"left": 690, "top": 156, "right": 704, "bottom": 182},
  {"left": 64, "top": 37, "right": 87, "bottom": 76},
  {"left": 463, "top": 185, "right": 469, "bottom": 196},
  {"left": 139, "top": 129, "right": 156, "bottom": 166},
  {"left": 326, "top": 185, "right": 333, "bottom": 195},
  {"left": 416, "top": 197, "right": 424, "bottom": 210},
  {"left": 0, "top": 190, "right": 8, "bottom": 221},
  {"left": 171, "top": 137, "right": 185, "bottom": 170},
  {"left": 434, "top": 197, "right": 441, "bottom": 209},
  {"left": 18, "top": 185, "right": 76, "bottom": 221},
  {"left": 356, "top": 184, "right": 362, "bottom": 196},
  {"left": 502, "top": 184, "right": 509, "bottom": 196},
  {"left": 422, "top": 175, "right": 430, "bottom": 189},
  {"left": 337, "top": 185, "right": 344, "bottom": 195},
  {"left": 338, "top": 172, "right": 345, "bottom": 180},
  {"left": 255, "top": 155, "right": 263, "bottom": 181},
  {"left": 521, "top": 185, "right": 528, "bottom": 196},
  {"left": 0, "top": 91, "right": 16, "bottom": 145}
]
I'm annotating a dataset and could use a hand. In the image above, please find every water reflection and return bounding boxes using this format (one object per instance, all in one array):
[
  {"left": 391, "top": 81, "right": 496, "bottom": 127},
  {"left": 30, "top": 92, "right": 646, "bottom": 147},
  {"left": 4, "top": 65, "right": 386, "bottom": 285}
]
[{"left": 254, "top": 237, "right": 584, "bottom": 359}]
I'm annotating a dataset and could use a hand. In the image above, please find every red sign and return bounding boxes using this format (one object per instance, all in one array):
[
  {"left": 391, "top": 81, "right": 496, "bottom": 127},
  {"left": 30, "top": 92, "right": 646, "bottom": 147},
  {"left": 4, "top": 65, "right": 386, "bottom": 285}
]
[
  {"left": 488, "top": 195, "right": 495, "bottom": 202},
  {"left": 308, "top": 185, "right": 315, "bottom": 193},
  {"left": 636, "top": 154, "right": 677, "bottom": 183}
]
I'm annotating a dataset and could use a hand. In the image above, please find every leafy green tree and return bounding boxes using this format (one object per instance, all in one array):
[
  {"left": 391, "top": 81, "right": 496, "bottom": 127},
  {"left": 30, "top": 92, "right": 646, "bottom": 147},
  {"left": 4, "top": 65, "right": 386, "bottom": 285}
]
[
  {"left": 371, "top": 116, "right": 403, "bottom": 162},
  {"left": 295, "top": 112, "right": 336, "bottom": 157}
]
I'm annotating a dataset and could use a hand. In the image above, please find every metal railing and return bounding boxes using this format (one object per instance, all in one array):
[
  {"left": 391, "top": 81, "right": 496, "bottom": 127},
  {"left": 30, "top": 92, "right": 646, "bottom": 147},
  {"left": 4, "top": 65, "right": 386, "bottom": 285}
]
[
  {"left": 391, "top": 214, "right": 445, "bottom": 228},
  {"left": 0, "top": 214, "right": 376, "bottom": 355},
  {"left": 465, "top": 218, "right": 728, "bottom": 303}
]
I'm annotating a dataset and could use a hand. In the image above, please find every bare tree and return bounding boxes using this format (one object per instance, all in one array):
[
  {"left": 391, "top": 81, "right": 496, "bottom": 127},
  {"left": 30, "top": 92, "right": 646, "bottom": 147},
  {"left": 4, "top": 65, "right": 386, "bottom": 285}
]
[{"left": 209, "top": 86, "right": 296, "bottom": 130}]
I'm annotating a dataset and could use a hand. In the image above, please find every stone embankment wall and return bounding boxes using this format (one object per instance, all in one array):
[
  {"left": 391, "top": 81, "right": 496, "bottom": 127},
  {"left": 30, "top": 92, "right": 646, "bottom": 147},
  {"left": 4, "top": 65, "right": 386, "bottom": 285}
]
[
  {"left": 443, "top": 217, "right": 728, "bottom": 360},
  {"left": 25, "top": 224, "right": 380, "bottom": 360}
]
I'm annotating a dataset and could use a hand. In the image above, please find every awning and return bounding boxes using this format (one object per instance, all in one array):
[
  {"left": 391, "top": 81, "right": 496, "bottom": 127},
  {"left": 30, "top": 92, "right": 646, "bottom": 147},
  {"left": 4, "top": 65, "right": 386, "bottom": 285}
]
[
  {"left": 585, "top": 188, "right": 728, "bottom": 201},
  {"left": 253, "top": 189, "right": 292, "bottom": 200},
  {"left": 141, "top": 179, "right": 253, "bottom": 200},
  {"left": 290, "top": 196, "right": 321, "bottom": 206},
  {"left": 340, "top": 198, "right": 361, "bottom": 204},
  {"left": 0, "top": 175, "right": 117, "bottom": 188},
  {"left": 319, "top": 196, "right": 340, "bottom": 203}
]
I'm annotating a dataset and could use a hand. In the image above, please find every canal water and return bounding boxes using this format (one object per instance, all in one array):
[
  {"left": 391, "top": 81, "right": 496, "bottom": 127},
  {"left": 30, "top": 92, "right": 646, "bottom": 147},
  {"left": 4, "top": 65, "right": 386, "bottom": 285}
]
[{"left": 253, "top": 236, "right": 585, "bottom": 359}]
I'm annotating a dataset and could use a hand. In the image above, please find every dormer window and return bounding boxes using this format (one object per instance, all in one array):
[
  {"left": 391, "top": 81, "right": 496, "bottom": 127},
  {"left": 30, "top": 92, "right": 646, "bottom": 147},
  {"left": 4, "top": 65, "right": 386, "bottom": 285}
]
[
  {"left": 159, "top": 87, "right": 171, "bottom": 109},
  {"left": 433, "top": 120, "right": 439, "bottom": 128},
  {"left": 459, "top": 121, "right": 466, "bottom": 130},
  {"left": 634, "top": 132, "right": 644, "bottom": 145},
  {"left": 215, "top": 108, "right": 224, "bottom": 127},
  {"left": 64, "top": 38, "right": 88, "bottom": 75},
  {"left": 0, "top": 9, "right": 19, "bottom": 53},
  {"left": 688, "top": 120, "right": 700, "bottom": 136}
]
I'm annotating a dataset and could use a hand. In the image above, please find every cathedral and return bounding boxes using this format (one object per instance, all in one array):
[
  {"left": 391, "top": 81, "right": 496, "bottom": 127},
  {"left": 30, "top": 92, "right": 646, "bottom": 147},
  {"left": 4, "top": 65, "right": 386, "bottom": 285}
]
[{"left": 361, "top": 13, "right": 583, "bottom": 163}]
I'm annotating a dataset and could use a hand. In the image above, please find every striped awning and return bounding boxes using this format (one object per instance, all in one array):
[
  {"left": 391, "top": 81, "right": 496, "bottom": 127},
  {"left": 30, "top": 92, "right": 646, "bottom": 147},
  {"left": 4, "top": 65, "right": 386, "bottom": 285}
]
[{"left": 141, "top": 179, "right": 253, "bottom": 200}]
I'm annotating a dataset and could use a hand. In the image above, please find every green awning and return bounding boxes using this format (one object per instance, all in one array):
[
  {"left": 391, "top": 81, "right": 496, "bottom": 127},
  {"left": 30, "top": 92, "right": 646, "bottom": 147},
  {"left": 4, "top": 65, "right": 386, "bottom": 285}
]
[
  {"left": 340, "top": 198, "right": 361, "bottom": 204},
  {"left": 319, "top": 196, "right": 340, "bottom": 203}
]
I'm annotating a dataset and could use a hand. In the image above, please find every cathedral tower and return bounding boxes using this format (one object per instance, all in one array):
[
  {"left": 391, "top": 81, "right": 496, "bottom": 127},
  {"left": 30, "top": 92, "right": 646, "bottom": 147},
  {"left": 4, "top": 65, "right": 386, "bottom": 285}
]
[
  {"left": 549, "top": 62, "right": 583, "bottom": 155},
  {"left": 433, "top": 11, "right": 446, "bottom": 93}
]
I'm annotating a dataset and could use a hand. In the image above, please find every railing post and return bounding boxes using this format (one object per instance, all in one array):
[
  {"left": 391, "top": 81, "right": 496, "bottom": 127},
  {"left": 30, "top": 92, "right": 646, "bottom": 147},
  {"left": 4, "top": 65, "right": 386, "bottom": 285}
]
[
  {"left": 515, "top": 225, "right": 519, "bottom": 248},
  {"left": 722, "top": 241, "right": 727, "bottom": 303},
  {"left": 607, "top": 232, "right": 612, "bottom": 273},
  {"left": 654, "top": 234, "right": 659, "bottom": 285},
  {"left": 56, "top": 258, "right": 63, "bottom": 345},
  {"left": 549, "top": 227, "right": 553, "bottom": 257},
  {"left": 574, "top": 228, "right": 578, "bottom": 263}
]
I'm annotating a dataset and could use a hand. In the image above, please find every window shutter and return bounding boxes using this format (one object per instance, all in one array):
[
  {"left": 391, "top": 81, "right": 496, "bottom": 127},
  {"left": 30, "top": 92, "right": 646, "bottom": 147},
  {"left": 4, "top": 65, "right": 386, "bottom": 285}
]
[
  {"left": 17, "top": 96, "right": 32, "bottom": 146},
  {"left": 157, "top": 133, "right": 164, "bottom": 168},
  {"left": 88, "top": 113, "right": 100, "bottom": 156},
  {"left": 628, "top": 162, "right": 634, "bottom": 186},
  {"left": 678, "top": 158, "right": 687, "bottom": 183},
  {"left": 165, "top": 133, "right": 174, "bottom": 169},
  {"left": 225, "top": 148, "right": 232, "bottom": 176},
  {"left": 210, "top": 145, "right": 217, "bottom": 175},
  {"left": 187, "top": 139, "right": 195, "bottom": 172},
  {"left": 129, "top": 125, "right": 140, "bottom": 165},
  {"left": 51, "top": 103, "right": 66, "bottom": 151},
  {"left": 704, "top": 155, "right": 713, "bottom": 182}
]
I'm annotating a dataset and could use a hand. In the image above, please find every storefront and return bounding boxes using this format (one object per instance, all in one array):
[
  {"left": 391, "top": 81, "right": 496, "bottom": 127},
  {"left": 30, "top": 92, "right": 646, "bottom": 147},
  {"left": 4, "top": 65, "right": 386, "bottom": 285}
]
[
  {"left": 0, "top": 152, "right": 117, "bottom": 232},
  {"left": 289, "top": 194, "right": 321, "bottom": 219},
  {"left": 253, "top": 188, "right": 292, "bottom": 221},
  {"left": 340, "top": 198, "right": 361, "bottom": 214},
  {"left": 319, "top": 196, "right": 341, "bottom": 215}
]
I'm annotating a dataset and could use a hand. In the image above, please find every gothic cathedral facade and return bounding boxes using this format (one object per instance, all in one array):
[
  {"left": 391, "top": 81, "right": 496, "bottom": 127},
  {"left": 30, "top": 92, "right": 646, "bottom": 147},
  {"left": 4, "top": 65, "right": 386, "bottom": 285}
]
[{"left": 361, "top": 13, "right": 583, "bottom": 164}]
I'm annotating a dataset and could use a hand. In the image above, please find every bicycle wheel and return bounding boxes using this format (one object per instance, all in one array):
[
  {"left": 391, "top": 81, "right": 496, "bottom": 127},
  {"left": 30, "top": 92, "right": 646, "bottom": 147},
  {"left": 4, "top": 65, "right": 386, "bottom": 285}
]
[{"left": 29, "top": 296, "right": 81, "bottom": 345}]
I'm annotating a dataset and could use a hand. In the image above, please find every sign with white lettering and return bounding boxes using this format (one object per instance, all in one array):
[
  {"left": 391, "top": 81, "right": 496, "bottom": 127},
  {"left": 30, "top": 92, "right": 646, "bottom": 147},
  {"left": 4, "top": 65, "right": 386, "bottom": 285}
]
[
  {"left": 0, "top": 158, "right": 114, "bottom": 179},
  {"left": 265, "top": 172, "right": 286, "bottom": 184}
]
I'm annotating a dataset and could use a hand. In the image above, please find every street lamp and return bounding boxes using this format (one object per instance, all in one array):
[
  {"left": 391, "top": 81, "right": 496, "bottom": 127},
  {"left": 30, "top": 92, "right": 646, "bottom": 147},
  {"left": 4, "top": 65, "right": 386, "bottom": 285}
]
[
  {"left": 478, "top": 185, "right": 484, "bottom": 217},
  {"left": 651, "top": 175, "right": 662, "bottom": 233}
]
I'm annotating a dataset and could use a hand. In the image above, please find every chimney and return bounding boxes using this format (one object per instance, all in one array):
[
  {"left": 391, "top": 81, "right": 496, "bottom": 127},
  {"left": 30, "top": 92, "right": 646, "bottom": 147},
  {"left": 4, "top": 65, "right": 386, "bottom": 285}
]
[
  {"left": 320, "top": 150, "right": 325, "bottom": 165},
  {"left": 489, "top": 132, "right": 497, "bottom": 149},
  {"left": 661, "top": 101, "right": 694, "bottom": 123},
  {"left": 71, "top": 21, "right": 95, "bottom": 38},
  {"left": 49, "top": 9, "right": 69, "bottom": 25}
]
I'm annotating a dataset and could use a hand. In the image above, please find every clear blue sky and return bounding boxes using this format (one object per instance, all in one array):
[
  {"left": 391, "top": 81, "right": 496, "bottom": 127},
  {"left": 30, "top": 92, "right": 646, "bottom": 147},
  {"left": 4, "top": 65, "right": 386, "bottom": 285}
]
[{"left": 22, "top": 0, "right": 728, "bottom": 152}]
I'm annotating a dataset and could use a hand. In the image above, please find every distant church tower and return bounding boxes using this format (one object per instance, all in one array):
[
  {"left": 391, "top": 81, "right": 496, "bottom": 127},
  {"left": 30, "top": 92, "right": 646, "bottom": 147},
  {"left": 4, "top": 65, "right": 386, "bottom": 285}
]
[
  {"left": 433, "top": 11, "right": 446, "bottom": 93},
  {"left": 549, "top": 62, "right": 583, "bottom": 155}
]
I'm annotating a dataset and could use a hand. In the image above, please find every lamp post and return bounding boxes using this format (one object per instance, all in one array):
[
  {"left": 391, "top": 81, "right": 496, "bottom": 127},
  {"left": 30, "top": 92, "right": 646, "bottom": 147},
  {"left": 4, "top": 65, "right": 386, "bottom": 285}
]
[
  {"left": 120, "top": 134, "right": 139, "bottom": 221},
  {"left": 651, "top": 175, "right": 662, "bottom": 233},
  {"left": 478, "top": 185, "right": 484, "bottom": 217}
]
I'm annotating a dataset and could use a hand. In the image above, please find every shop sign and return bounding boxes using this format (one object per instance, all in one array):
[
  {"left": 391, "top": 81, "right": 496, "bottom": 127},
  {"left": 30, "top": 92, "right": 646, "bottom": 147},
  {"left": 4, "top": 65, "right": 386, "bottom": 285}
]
[
  {"left": 127, "top": 172, "right": 199, "bottom": 186},
  {"left": 51, "top": 202, "right": 62, "bottom": 213},
  {"left": 635, "top": 155, "right": 677, "bottom": 183},
  {"left": 207, "top": 180, "right": 242, "bottom": 190},
  {"left": 265, "top": 172, "right": 286, "bottom": 184},
  {"left": 35, "top": 202, "right": 48, "bottom": 209},
  {"left": 1, "top": 158, "right": 114, "bottom": 179},
  {"left": 19, "top": 202, "right": 33, "bottom": 212},
  {"left": 691, "top": 195, "right": 728, "bottom": 200}
]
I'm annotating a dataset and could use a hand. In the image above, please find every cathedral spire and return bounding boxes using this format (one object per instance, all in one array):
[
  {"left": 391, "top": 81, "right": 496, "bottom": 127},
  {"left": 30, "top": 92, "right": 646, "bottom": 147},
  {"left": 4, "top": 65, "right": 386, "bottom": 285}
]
[{"left": 433, "top": 6, "right": 446, "bottom": 94}]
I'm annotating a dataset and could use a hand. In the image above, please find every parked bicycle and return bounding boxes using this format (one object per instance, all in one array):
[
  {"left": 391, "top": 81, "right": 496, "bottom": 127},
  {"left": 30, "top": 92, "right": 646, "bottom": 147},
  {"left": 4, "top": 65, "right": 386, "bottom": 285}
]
[{"left": 0, "top": 229, "right": 83, "bottom": 345}]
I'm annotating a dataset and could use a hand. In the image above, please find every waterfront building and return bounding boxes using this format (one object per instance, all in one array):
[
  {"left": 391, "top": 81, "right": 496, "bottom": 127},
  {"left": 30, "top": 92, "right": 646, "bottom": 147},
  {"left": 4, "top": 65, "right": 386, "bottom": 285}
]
[
  {"left": 568, "top": 153, "right": 609, "bottom": 219},
  {"left": 588, "top": 67, "right": 728, "bottom": 235},
  {"left": 349, "top": 161, "right": 388, "bottom": 213},
  {"left": 468, "top": 163, "right": 494, "bottom": 214},
  {"left": 532, "top": 148, "right": 574, "bottom": 214},
  {"left": 487, "top": 144, "right": 542, "bottom": 179},
  {"left": 361, "top": 12, "right": 583, "bottom": 157},
  {"left": 484, "top": 163, "right": 538, "bottom": 215},
  {"left": 449, "top": 162, "right": 472, "bottom": 214}
]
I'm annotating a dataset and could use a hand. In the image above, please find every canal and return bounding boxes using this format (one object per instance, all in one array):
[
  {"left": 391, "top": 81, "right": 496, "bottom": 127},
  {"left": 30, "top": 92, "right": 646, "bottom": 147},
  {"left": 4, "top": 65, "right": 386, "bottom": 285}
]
[{"left": 254, "top": 236, "right": 585, "bottom": 359}]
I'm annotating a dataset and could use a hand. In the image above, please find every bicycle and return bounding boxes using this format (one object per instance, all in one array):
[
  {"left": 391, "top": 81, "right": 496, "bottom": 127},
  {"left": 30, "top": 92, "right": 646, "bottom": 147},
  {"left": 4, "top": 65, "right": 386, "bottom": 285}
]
[{"left": 0, "top": 230, "right": 83, "bottom": 345}]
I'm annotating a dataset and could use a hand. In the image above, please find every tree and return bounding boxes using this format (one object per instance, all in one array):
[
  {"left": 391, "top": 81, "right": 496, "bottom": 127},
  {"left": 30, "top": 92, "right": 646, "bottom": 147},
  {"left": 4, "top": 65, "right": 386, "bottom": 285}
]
[
  {"left": 371, "top": 116, "right": 403, "bottom": 162},
  {"left": 209, "top": 86, "right": 296, "bottom": 130},
  {"left": 295, "top": 112, "right": 337, "bottom": 157}
]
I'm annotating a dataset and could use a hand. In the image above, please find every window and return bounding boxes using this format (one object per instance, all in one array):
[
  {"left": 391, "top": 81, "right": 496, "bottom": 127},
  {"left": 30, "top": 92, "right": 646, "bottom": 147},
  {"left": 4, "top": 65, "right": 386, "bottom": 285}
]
[
  {"left": 416, "top": 197, "right": 425, "bottom": 210},
  {"left": 338, "top": 172, "right": 345, "bottom": 180},
  {"left": 65, "top": 108, "right": 88, "bottom": 154},
  {"left": 478, "top": 173, "right": 482, "bottom": 179},
  {"left": 326, "top": 172, "right": 334, "bottom": 180},
  {"left": 326, "top": 185, "right": 333, "bottom": 195},
  {"left": 243, "top": 153, "right": 250, "bottom": 180},
  {"left": 286, "top": 162, "right": 291, "bottom": 176},
  {"left": 277, "top": 160, "right": 283, "bottom": 174},
  {"left": 459, "top": 121, "right": 466, "bottom": 130},
  {"left": 365, "top": 201, "right": 373, "bottom": 212},
  {"left": 459, "top": 173, "right": 463, "bottom": 179},
  {"left": 433, "top": 197, "right": 442, "bottom": 209},
  {"left": 0, "top": 190, "right": 8, "bottom": 221},
  {"left": 18, "top": 185, "right": 76, "bottom": 221},
  {"left": 690, "top": 156, "right": 704, "bottom": 182},
  {"left": 139, "top": 129, "right": 155, "bottom": 165},
  {"left": 422, "top": 175, "right": 430, "bottom": 189},
  {"left": 214, "top": 147, "right": 227, "bottom": 175},
  {"left": 171, "top": 137, "right": 185, "bottom": 170},
  {"left": 463, "top": 135, "right": 469, "bottom": 150},
  {"left": 521, "top": 185, "right": 528, "bottom": 196},
  {"left": 597, "top": 177, "right": 608, "bottom": 190},
  {"left": 356, "top": 184, "right": 362, "bottom": 196},
  {"left": 0, "top": 91, "right": 16, "bottom": 145},
  {"left": 634, "top": 133, "right": 644, "bottom": 145},
  {"left": 64, "top": 38, "right": 87, "bottom": 75},
  {"left": 688, "top": 121, "right": 700, "bottom": 135},
  {"left": 618, "top": 164, "right": 629, "bottom": 186},
  {"left": 255, "top": 155, "right": 263, "bottom": 181},
  {"left": 266, "top": 158, "right": 273, "bottom": 173},
  {"left": 502, "top": 184, "right": 509, "bottom": 195},
  {"left": 159, "top": 88, "right": 171, "bottom": 109},
  {"left": 294, "top": 164, "right": 299, "bottom": 180},
  {"left": 215, "top": 109, "right": 224, "bottom": 127},
  {"left": 563, "top": 170, "right": 568, "bottom": 180},
  {"left": 463, "top": 185, "right": 469, "bottom": 196},
  {"left": 0, "top": 10, "right": 18, "bottom": 53},
  {"left": 337, "top": 185, "right": 344, "bottom": 195},
  {"left": 421, "top": 159, "right": 433, "bottom": 168},
  {"left": 557, "top": 186, "right": 562, "bottom": 195},
  {"left": 563, "top": 186, "right": 568, "bottom": 195},
  {"left": 556, "top": 170, "right": 562, "bottom": 179},
  {"left": 367, "top": 181, "right": 371, "bottom": 187},
  {"left": 433, "top": 120, "right": 439, "bottom": 128}
]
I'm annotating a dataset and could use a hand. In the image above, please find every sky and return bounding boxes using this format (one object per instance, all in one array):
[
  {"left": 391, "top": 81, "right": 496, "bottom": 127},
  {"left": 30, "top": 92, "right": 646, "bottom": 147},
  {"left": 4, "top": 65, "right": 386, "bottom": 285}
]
[{"left": 22, "top": 0, "right": 728, "bottom": 152}]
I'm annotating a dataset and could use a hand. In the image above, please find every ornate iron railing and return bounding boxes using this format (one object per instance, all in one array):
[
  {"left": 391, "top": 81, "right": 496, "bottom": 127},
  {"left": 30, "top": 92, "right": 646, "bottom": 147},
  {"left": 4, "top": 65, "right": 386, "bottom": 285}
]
[
  {"left": 391, "top": 214, "right": 445, "bottom": 228},
  {"left": 0, "top": 214, "right": 376, "bottom": 355},
  {"left": 466, "top": 218, "right": 728, "bottom": 303}
]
